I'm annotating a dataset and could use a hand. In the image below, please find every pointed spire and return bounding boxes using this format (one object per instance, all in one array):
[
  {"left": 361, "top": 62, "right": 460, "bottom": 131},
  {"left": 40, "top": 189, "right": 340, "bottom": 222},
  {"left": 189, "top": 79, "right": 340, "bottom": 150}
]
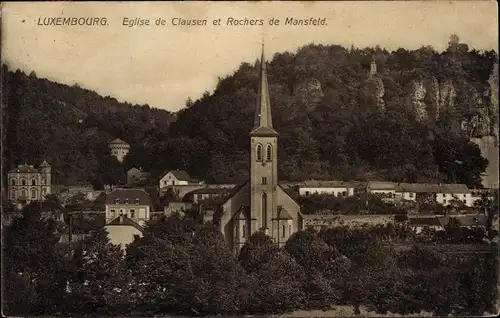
[{"left": 251, "top": 40, "right": 278, "bottom": 137}]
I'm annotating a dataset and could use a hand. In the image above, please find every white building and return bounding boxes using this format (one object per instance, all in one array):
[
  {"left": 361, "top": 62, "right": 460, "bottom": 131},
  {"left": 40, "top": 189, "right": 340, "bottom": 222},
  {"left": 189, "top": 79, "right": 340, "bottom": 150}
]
[
  {"left": 298, "top": 180, "right": 355, "bottom": 197},
  {"left": 104, "top": 188, "right": 151, "bottom": 226},
  {"left": 108, "top": 138, "right": 130, "bottom": 163},
  {"left": 435, "top": 184, "right": 472, "bottom": 207},
  {"left": 159, "top": 169, "right": 201, "bottom": 189},
  {"left": 7, "top": 160, "right": 51, "bottom": 203}
]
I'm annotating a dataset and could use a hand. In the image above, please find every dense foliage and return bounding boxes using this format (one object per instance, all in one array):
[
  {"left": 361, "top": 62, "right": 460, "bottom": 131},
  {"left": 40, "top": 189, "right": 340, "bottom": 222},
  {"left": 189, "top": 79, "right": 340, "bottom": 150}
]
[
  {"left": 3, "top": 203, "right": 499, "bottom": 316},
  {"left": 2, "top": 35, "right": 496, "bottom": 187}
]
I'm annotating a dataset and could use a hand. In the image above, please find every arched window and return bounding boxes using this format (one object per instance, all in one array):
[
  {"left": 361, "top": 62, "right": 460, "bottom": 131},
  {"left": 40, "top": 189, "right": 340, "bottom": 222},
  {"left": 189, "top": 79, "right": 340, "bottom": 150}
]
[
  {"left": 21, "top": 179, "right": 26, "bottom": 186},
  {"left": 31, "top": 189, "right": 37, "bottom": 199},
  {"left": 261, "top": 192, "right": 267, "bottom": 228},
  {"left": 10, "top": 189, "right": 16, "bottom": 199},
  {"left": 266, "top": 144, "right": 272, "bottom": 161},
  {"left": 11, "top": 179, "right": 16, "bottom": 186},
  {"left": 31, "top": 179, "right": 36, "bottom": 186},
  {"left": 256, "top": 144, "right": 263, "bottom": 161},
  {"left": 41, "top": 189, "right": 46, "bottom": 197},
  {"left": 20, "top": 189, "right": 27, "bottom": 198}
]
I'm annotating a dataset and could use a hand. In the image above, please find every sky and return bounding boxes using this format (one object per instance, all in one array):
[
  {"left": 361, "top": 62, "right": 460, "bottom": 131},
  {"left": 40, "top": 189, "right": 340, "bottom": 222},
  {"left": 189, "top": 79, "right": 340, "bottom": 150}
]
[{"left": 2, "top": 1, "right": 498, "bottom": 112}]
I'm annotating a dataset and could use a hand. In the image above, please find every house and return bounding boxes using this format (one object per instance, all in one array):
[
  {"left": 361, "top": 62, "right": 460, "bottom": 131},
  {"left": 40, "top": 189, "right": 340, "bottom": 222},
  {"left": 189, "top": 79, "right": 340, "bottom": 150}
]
[
  {"left": 108, "top": 138, "right": 130, "bottom": 163},
  {"left": 408, "top": 216, "right": 449, "bottom": 234},
  {"left": 185, "top": 187, "right": 233, "bottom": 204},
  {"left": 215, "top": 45, "right": 302, "bottom": 254},
  {"left": 104, "top": 214, "right": 144, "bottom": 251},
  {"left": 126, "top": 167, "right": 150, "bottom": 186},
  {"left": 435, "top": 184, "right": 472, "bottom": 207},
  {"left": 7, "top": 160, "right": 52, "bottom": 203},
  {"left": 104, "top": 188, "right": 151, "bottom": 226},
  {"left": 367, "top": 181, "right": 396, "bottom": 202},
  {"left": 298, "top": 180, "right": 355, "bottom": 197},
  {"left": 159, "top": 169, "right": 202, "bottom": 189}
]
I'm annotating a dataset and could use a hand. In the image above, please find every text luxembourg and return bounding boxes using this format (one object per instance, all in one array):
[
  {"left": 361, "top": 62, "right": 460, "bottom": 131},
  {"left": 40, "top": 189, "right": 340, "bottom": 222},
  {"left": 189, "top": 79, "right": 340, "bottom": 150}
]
[{"left": 37, "top": 17, "right": 108, "bottom": 26}]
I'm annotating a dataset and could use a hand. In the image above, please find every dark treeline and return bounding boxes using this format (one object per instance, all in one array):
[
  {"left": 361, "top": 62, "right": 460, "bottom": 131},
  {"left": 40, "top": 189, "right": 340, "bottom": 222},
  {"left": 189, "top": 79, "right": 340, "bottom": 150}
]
[
  {"left": 3, "top": 202, "right": 499, "bottom": 317},
  {"left": 2, "top": 35, "right": 497, "bottom": 187}
]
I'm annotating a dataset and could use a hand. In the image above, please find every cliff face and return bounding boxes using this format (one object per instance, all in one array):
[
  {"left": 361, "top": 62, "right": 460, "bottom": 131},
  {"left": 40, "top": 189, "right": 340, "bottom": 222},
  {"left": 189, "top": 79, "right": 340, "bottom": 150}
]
[{"left": 293, "top": 77, "right": 324, "bottom": 110}]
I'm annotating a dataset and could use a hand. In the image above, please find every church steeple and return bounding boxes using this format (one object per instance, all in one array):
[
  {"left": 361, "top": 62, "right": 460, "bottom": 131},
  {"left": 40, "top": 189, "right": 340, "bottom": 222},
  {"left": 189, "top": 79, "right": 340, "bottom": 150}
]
[{"left": 250, "top": 42, "right": 278, "bottom": 137}]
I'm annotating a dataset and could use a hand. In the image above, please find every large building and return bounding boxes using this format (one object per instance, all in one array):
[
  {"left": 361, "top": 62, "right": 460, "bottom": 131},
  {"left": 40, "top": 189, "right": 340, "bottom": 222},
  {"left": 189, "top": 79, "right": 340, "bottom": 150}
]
[
  {"left": 217, "top": 45, "right": 302, "bottom": 254},
  {"left": 108, "top": 138, "right": 130, "bottom": 163},
  {"left": 104, "top": 188, "right": 151, "bottom": 226},
  {"left": 7, "top": 160, "right": 51, "bottom": 203}
]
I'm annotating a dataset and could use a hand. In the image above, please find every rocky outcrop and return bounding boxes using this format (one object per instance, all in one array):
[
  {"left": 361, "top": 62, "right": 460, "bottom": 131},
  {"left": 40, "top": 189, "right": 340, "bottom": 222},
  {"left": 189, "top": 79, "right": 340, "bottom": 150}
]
[
  {"left": 488, "top": 63, "right": 499, "bottom": 145},
  {"left": 293, "top": 78, "right": 324, "bottom": 110}
]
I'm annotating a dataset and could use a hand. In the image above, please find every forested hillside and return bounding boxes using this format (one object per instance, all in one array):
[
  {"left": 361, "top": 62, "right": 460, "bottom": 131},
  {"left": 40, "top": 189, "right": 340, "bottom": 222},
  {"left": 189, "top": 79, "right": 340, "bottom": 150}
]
[
  {"left": 2, "top": 65, "right": 175, "bottom": 186},
  {"left": 2, "top": 35, "right": 497, "bottom": 187}
]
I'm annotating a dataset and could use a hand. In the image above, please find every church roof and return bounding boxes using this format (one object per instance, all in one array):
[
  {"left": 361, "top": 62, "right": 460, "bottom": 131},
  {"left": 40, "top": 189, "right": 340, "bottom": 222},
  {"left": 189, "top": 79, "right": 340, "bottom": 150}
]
[
  {"left": 273, "top": 206, "right": 293, "bottom": 220},
  {"left": 250, "top": 43, "right": 278, "bottom": 137}
]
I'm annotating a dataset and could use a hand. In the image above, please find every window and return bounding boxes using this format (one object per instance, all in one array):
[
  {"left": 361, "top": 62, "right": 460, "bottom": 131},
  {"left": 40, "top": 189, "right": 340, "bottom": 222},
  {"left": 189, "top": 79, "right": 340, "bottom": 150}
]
[
  {"left": 262, "top": 177, "right": 267, "bottom": 185},
  {"left": 305, "top": 191, "right": 310, "bottom": 196},
  {"left": 135, "top": 198, "right": 140, "bottom": 204},
  {"left": 125, "top": 198, "right": 129, "bottom": 204},
  {"left": 266, "top": 144, "right": 272, "bottom": 161},
  {"left": 463, "top": 194, "right": 466, "bottom": 198},
  {"left": 242, "top": 225, "right": 246, "bottom": 238},
  {"left": 130, "top": 209, "right": 135, "bottom": 218},
  {"left": 261, "top": 192, "right": 268, "bottom": 227},
  {"left": 21, "top": 179, "right": 26, "bottom": 186},
  {"left": 256, "top": 144, "right": 263, "bottom": 161},
  {"left": 409, "top": 193, "right": 414, "bottom": 198},
  {"left": 110, "top": 209, "right": 116, "bottom": 218},
  {"left": 171, "top": 181, "right": 175, "bottom": 185},
  {"left": 11, "top": 179, "right": 15, "bottom": 186},
  {"left": 20, "top": 189, "right": 27, "bottom": 198},
  {"left": 41, "top": 189, "right": 46, "bottom": 197},
  {"left": 164, "top": 180, "right": 167, "bottom": 185},
  {"left": 31, "top": 179, "right": 36, "bottom": 186},
  {"left": 10, "top": 189, "right": 16, "bottom": 199},
  {"left": 42, "top": 179, "right": 46, "bottom": 185},
  {"left": 115, "top": 198, "right": 120, "bottom": 204},
  {"left": 31, "top": 189, "right": 37, "bottom": 199},
  {"left": 282, "top": 224, "right": 286, "bottom": 238}
]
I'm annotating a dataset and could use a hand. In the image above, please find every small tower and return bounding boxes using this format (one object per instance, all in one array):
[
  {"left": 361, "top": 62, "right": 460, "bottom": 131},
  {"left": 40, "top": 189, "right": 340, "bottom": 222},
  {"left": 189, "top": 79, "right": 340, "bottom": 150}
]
[
  {"left": 39, "top": 159, "right": 51, "bottom": 198},
  {"left": 108, "top": 138, "right": 130, "bottom": 163},
  {"left": 369, "top": 55, "right": 377, "bottom": 77}
]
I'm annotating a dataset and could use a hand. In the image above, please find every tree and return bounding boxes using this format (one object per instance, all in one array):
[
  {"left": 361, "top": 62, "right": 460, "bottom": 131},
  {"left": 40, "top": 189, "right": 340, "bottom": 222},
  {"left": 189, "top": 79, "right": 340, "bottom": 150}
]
[
  {"left": 66, "top": 227, "right": 128, "bottom": 314},
  {"left": 2, "top": 202, "right": 68, "bottom": 315}
]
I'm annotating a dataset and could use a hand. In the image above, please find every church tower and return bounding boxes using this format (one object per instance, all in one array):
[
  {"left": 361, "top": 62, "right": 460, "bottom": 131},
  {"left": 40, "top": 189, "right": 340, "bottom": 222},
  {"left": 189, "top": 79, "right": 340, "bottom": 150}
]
[{"left": 249, "top": 43, "right": 279, "bottom": 238}]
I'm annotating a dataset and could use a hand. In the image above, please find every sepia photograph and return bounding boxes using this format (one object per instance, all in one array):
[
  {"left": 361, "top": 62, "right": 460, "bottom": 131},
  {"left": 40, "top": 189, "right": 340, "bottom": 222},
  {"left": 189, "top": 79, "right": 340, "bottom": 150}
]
[{"left": 1, "top": 1, "right": 499, "bottom": 317}]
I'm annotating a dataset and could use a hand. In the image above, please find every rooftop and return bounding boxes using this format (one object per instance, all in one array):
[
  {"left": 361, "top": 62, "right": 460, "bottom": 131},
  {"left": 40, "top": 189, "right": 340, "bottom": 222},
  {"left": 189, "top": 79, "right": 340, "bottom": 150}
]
[{"left": 105, "top": 188, "right": 150, "bottom": 205}]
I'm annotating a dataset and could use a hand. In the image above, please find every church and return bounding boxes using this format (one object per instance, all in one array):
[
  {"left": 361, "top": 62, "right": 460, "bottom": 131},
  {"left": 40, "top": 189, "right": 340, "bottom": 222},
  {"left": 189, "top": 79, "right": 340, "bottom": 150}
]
[{"left": 217, "top": 45, "right": 302, "bottom": 254}]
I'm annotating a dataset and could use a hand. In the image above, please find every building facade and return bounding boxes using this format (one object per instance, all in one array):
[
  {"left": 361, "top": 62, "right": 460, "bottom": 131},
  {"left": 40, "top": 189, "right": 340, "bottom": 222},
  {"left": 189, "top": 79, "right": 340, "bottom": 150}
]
[
  {"left": 218, "top": 45, "right": 301, "bottom": 254},
  {"left": 159, "top": 170, "right": 201, "bottom": 189},
  {"left": 7, "top": 160, "right": 51, "bottom": 202},
  {"left": 108, "top": 138, "right": 130, "bottom": 163},
  {"left": 298, "top": 180, "right": 356, "bottom": 197},
  {"left": 104, "top": 188, "right": 151, "bottom": 226}
]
